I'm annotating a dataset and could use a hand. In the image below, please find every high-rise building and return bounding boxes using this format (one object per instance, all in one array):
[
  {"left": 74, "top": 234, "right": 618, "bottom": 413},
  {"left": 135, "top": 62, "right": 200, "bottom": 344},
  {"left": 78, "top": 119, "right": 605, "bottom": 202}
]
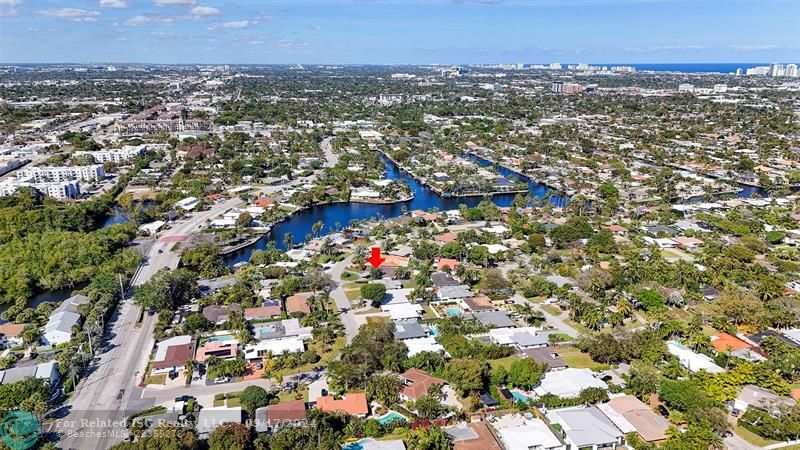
[
  {"left": 551, "top": 81, "right": 564, "bottom": 93},
  {"left": 549, "top": 62, "right": 562, "bottom": 70},
  {"left": 736, "top": 68, "right": 743, "bottom": 76},
  {"left": 786, "top": 64, "right": 799, "bottom": 78},
  {"left": 678, "top": 83, "right": 694, "bottom": 93}
]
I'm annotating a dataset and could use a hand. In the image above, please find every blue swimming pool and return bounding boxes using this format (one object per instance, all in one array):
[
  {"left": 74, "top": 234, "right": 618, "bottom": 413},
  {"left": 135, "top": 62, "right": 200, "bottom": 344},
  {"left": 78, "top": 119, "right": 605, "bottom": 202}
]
[
  {"left": 511, "top": 391, "right": 529, "bottom": 403},
  {"left": 207, "top": 335, "right": 234, "bottom": 342},
  {"left": 446, "top": 308, "right": 461, "bottom": 317},
  {"left": 342, "top": 439, "right": 376, "bottom": 450},
  {"left": 376, "top": 411, "right": 407, "bottom": 425}
]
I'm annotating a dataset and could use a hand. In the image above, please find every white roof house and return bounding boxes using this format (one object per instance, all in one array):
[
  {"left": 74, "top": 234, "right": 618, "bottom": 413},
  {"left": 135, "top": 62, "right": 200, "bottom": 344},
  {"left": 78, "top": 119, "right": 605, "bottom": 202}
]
[
  {"left": 244, "top": 337, "right": 305, "bottom": 360},
  {"left": 42, "top": 311, "right": 81, "bottom": 346},
  {"left": 381, "top": 303, "right": 423, "bottom": 321},
  {"left": 496, "top": 417, "right": 566, "bottom": 450},
  {"left": 175, "top": 196, "right": 199, "bottom": 211},
  {"left": 196, "top": 408, "right": 242, "bottom": 438},
  {"left": 138, "top": 220, "right": 166, "bottom": 235},
  {"left": 667, "top": 341, "right": 724, "bottom": 373},
  {"left": 402, "top": 337, "right": 449, "bottom": 358},
  {"left": 546, "top": 406, "right": 625, "bottom": 450},
  {"left": 534, "top": 368, "right": 608, "bottom": 398}
]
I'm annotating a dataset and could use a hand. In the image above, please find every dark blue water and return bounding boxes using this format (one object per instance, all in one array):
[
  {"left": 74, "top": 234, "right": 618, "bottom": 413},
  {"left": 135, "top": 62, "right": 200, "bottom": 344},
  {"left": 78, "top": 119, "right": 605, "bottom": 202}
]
[{"left": 223, "top": 155, "right": 566, "bottom": 265}]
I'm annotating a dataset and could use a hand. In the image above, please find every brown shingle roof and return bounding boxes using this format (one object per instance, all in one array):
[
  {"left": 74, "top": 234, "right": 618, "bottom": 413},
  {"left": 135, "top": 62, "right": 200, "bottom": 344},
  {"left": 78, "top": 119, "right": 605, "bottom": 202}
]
[
  {"left": 267, "top": 400, "right": 307, "bottom": 425},
  {"left": 153, "top": 344, "right": 193, "bottom": 370},
  {"left": 401, "top": 368, "right": 446, "bottom": 401}
]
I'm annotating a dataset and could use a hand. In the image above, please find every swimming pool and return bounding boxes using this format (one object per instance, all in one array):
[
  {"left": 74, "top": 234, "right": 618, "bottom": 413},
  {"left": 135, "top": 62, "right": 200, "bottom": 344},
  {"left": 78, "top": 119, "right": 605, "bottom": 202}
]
[
  {"left": 207, "top": 335, "right": 234, "bottom": 342},
  {"left": 376, "top": 411, "right": 407, "bottom": 425},
  {"left": 342, "top": 439, "right": 377, "bottom": 450},
  {"left": 446, "top": 308, "right": 461, "bottom": 317},
  {"left": 511, "top": 391, "right": 529, "bottom": 403}
]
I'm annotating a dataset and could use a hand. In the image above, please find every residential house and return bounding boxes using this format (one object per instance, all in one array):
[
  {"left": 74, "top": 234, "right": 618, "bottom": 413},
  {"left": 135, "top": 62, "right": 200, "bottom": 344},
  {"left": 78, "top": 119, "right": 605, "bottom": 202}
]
[
  {"left": 472, "top": 311, "right": 516, "bottom": 329},
  {"left": 431, "top": 272, "right": 461, "bottom": 288},
  {"left": 534, "top": 368, "right": 608, "bottom": 398},
  {"left": 243, "top": 337, "right": 305, "bottom": 360},
  {"left": 522, "top": 347, "right": 568, "bottom": 371},
  {"left": 0, "top": 323, "right": 25, "bottom": 349},
  {"left": 285, "top": 292, "right": 312, "bottom": 315},
  {"left": 667, "top": 341, "right": 724, "bottom": 373},
  {"left": 734, "top": 385, "right": 795, "bottom": 415},
  {"left": 202, "top": 303, "right": 241, "bottom": 325},
  {"left": 445, "top": 422, "right": 503, "bottom": 450},
  {"left": 42, "top": 294, "right": 90, "bottom": 346},
  {"left": 255, "top": 400, "right": 307, "bottom": 433},
  {"left": 399, "top": 369, "right": 446, "bottom": 402},
  {"left": 244, "top": 303, "right": 282, "bottom": 321},
  {"left": 195, "top": 339, "right": 239, "bottom": 363},
  {"left": 196, "top": 408, "right": 242, "bottom": 438},
  {"left": 403, "top": 337, "right": 448, "bottom": 357},
  {"left": 547, "top": 406, "right": 625, "bottom": 450},
  {"left": 493, "top": 414, "right": 565, "bottom": 450},
  {"left": 600, "top": 395, "right": 669, "bottom": 444},
  {"left": 152, "top": 335, "right": 195, "bottom": 375},
  {"left": 393, "top": 321, "right": 428, "bottom": 341},
  {"left": 489, "top": 327, "right": 550, "bottom": 348},
  {"left": 437, "top": 285, "right": 473, "bottom": 302},
  {"left": 315, "top": 393, "right": 369, "bottom": 418},
  {"left": 0, "top": 361, "right": 60, "bottom": 387}
]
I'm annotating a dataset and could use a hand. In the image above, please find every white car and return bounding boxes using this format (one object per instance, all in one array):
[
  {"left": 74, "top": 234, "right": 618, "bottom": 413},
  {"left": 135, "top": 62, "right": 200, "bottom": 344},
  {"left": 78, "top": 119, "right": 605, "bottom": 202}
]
[{"left": 213, "top": 377, "right": 230, "bottom": 384}]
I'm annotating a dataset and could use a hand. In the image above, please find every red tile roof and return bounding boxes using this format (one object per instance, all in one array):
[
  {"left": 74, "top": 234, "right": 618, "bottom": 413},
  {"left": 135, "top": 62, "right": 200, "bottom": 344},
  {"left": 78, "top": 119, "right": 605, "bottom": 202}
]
[{"left": 316, "top": 393, "right": 368, "bottom": 416}]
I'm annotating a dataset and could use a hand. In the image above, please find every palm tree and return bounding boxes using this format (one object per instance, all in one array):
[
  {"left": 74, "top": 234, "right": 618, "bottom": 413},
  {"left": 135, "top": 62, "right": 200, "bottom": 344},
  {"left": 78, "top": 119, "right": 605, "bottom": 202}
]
[{"left": 283, "top": 232, "right": 294, "bottom": 249}]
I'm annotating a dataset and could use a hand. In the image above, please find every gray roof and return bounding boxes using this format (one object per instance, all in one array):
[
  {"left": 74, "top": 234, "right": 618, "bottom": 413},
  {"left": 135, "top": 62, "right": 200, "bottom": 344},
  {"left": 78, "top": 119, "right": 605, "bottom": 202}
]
[
  {"left": 254, "top": 407, "right": 269, "bottom": 433},
  {"left": 55, "top": 295, "right": 90, "bottom": 315},
  {"left": 0, "top": 365, "right": 37, "bottom": 384},
  {"left": 522, "top": 347, "right": 568, "bottom": 369},
  {"left": 473, "top": 311, "right": 516, "bottom": 328},
  {"left": 431, "top": 272, "right": 461, "bottom": 288},
  {"left": 509, "top": 330, "right": 550, "bottom": 347},
  {"left": 45, "top": 311, "right": 81, "bottom": 334},
  {"left": 438, "top": 285, "right": 473, "bottom": 300},
  {"left": 550, "top": 406, "right": 623, "bottom": 447},
  {"left": 196, "top": 409, "right": 242, "bottom": 436},
  {"left": 393, "top": 321, "right": 427, "bottom": 340}
]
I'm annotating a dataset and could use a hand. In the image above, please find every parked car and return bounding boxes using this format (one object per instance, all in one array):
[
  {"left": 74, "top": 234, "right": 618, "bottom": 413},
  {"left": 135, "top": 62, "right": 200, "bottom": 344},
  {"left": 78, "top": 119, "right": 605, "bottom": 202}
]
[{"left": 213, "top": 376, "right": 230, "bottom": 384}]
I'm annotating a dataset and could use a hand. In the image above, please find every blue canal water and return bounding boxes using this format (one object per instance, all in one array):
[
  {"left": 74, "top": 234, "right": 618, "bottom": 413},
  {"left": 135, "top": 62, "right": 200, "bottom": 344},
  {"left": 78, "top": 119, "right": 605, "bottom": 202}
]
[{"left": 222, "top": 155, "right": 567, "bottom": 265}]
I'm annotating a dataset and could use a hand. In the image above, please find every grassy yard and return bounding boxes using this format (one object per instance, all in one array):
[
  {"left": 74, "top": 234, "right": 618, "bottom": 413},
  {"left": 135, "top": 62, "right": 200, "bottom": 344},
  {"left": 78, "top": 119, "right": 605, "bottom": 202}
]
[
  {"left": 733, "top": 424, "right": 779, "bottom": 447},
  {"left": 488, "top": 355, "right": 521, "bottom": 370},
  {"left": 274, "top": 337, "right": 346, "bottom": 378},
  {"left": 340, "top": 271, "right": 359, "bottom": 282},
  {"left": 422, "top": 304, "right": 437, "bottom": 319},
  {"left": 556, "top": 347, "right": 610, "bottom": 371},
  {"left": 278, "top": 385, "right": 309, "bottom": 402},
  {"left": 540, "top": 305, "right": 562, "bottom": 316},
  {"left": 144, "top": 373, "right": 167, "bottom": 385},
  {"left": 344, "top": 289, "right": 362, "bottom": 302}
]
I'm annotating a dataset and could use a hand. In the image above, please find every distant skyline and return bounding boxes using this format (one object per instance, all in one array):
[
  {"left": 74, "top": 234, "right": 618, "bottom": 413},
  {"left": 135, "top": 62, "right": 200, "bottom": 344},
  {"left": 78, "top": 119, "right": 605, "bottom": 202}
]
[{"left": 0, "top": 0, "right": 798, "bottom": 64}]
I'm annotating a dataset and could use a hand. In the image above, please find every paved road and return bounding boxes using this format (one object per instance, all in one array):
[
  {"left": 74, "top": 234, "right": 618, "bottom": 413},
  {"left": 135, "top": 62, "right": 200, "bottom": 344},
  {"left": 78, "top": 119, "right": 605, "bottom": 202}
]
[
  {"left": 327, "top": 255, "right": 359, "bottom": 343},
  {"left": 139, "top": 378, "right": 274, "bottom": 406},
  {"left": 54, "top": 197, "right": 244, "bottom": 449},
  {"left": 725, "top": 433, "right": 763, "bottom": 450},
  {"left": 321, "top": 136, "right": 337, "bottom": 168}
]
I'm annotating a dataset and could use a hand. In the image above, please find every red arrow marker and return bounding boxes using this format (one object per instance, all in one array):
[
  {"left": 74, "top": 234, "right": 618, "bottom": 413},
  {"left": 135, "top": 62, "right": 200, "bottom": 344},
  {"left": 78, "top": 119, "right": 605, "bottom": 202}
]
[{"left": 367, "top": 247, "right": 386, "bottom": 268}]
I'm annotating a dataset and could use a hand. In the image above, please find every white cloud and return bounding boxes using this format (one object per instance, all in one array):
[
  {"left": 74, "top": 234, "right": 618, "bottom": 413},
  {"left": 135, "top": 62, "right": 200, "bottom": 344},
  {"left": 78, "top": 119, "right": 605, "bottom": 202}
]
[
  {"left": 123, "top": 15, "right": 175, "bottom": 26},
  {"left": 99, "top": 0, "right": 128, "bottom": 8},
  {"left": 152, "top": 0, "right": 196, "bottom": 5},
  {"left": 249, "top": 40, "right": 265, "bottom": 45},
  {"left": 37, "top": 8, "right": 101, "bottom": 22},
  {"left": 207, "top": 20, "right": 251, "bottom": 30},
  {"left": 190, "top": 5, "right": 220, "bottom": 16},
  {"left": 729, "top": 44, "right": 781, "bottom": 52},
  {"left": 0, "top": 0, "right": 22, "bottom": 6}
]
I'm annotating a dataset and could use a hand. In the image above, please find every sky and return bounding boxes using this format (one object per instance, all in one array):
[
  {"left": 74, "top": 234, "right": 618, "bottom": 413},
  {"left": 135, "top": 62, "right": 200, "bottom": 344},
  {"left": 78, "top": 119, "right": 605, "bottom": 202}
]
[{"left": 0, "top": 0, "right": 798, "bottom": 64}]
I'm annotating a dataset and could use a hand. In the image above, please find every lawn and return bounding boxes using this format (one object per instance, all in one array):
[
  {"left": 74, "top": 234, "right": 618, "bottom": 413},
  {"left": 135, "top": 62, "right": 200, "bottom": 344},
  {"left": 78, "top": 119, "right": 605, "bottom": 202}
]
[
  {"left": 274, "top": 337, "right": 346, "bottom": 378},
  {"left": 540, "top": 305, "right": 562, "bottom": 316},
  {"left": 733, "top": 424, "right": 779, "bottom": 447},
  {"left": 556, "top": 347, "right": 610, "bottom": 371},
  {"left": 340, "top": 271, "right": 359, "bottom": 282},
  {"left": 344, "top": 289, "right": 362, "bottom": 302},
  {"left": 422, "top": 304, "right": 437, "bottom": 319},
  {"left": 488, "top": 355, "right": 521, "bottom": 370},
  {"left": 144, "top": 374, "right": 167, "bottom": 385},
  {"left": 278, "top": 385, "right": 309, "bottom": 402}
]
